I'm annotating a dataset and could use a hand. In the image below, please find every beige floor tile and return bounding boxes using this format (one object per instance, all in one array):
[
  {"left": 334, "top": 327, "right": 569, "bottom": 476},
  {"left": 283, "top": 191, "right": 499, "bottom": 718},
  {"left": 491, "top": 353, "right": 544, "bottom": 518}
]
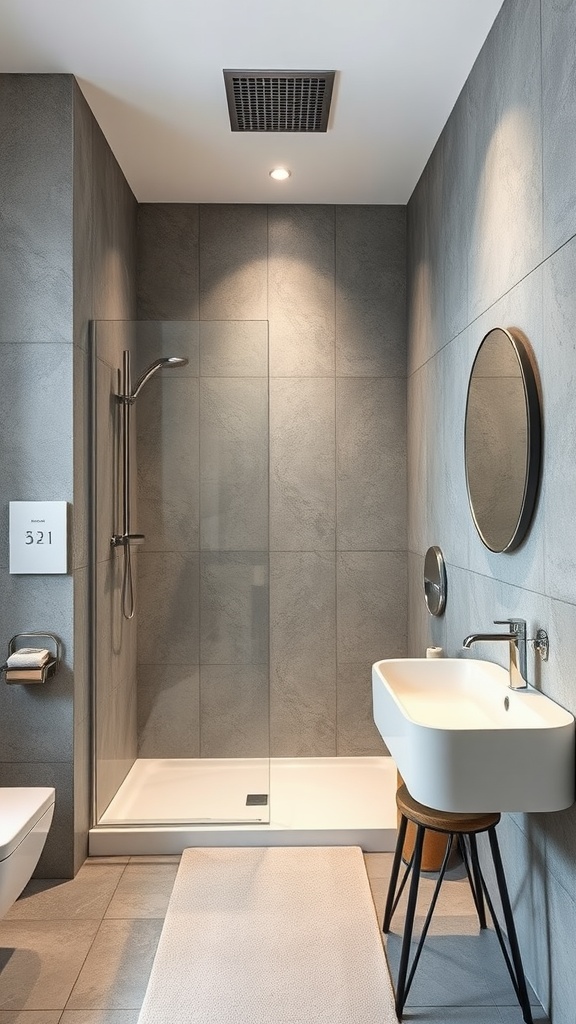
[
  {"left": 60, "top": 1012, "right": 140, "bottom": 1024},
  {"left": 85, "top": 859, "right": 131, "bottom": 866},
  {"left": 127, "top": 856, "right": 181, "bottom": 864},
  {"left": 65, "top": 919, "right": 164, "bottom": 1011},
  {"left": 104, "top": 865, "right": 177, "bottom": 919},
  {"left": 7, "top": 866, "right": 126, "bottom": 921},
  {"left": 363, "top": 852, "right": 394, "bottom": 882},
  {"left": 0, "top": 921, "right": 99, "bottom": 1011},
  {"left": 0, "top": 1013, "right": 62, "bottom": 1023}
]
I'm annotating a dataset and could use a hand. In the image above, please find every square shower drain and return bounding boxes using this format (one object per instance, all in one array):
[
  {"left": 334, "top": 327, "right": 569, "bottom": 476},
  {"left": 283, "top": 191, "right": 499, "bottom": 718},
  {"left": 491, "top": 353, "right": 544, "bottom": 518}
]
[{"left": 246, "top": 794, "right": 269, "bottom": 806}]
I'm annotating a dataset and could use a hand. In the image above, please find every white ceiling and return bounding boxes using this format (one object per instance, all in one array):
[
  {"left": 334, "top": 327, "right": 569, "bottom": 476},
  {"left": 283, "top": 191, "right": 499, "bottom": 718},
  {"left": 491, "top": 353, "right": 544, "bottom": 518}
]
[{"left": 0, "top": 0, "right": 504, "bottom": 204}]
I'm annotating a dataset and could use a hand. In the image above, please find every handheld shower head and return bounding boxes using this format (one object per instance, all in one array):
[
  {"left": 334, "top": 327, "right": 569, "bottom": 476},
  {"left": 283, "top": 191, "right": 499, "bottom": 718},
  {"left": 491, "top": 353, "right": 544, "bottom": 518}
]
[{"left": 130, "top": 356, "right": 189, "bottom": 401}]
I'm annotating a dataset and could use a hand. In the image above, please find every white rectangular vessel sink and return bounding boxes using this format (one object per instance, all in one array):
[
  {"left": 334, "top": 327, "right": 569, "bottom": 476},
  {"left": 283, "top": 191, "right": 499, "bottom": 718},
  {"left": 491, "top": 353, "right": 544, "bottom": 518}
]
[{"left": 372, "top": 658, "right": 575, "bottom": 813}]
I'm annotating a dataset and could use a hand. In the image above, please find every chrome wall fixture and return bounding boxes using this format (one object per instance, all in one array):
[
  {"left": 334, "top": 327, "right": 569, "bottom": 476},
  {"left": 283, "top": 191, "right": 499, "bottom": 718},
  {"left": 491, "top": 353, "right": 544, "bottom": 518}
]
[{"left": 112, "top": 349, "right": 188, "bottom": 619}]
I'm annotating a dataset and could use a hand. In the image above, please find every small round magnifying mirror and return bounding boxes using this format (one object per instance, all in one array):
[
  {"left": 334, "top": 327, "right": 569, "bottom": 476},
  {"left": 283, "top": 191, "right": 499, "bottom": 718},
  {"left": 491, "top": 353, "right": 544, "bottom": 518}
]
[{"left": 423, "top": 545, "right": 447, "bottom": 616}]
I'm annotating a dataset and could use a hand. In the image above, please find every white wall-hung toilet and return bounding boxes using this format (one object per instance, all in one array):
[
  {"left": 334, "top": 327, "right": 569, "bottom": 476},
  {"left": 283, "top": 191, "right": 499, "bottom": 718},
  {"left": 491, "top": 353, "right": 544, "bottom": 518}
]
[{"left": 0, "top": 788, "right": 55, "bottom": 917}]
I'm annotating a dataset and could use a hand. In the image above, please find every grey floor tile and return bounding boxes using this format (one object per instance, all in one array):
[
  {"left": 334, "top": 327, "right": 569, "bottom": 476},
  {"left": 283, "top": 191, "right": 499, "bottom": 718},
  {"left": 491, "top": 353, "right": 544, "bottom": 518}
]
[
  {"left": 104, "top": 865, "right": 177, "bottom": 919},
  {"left": 6, "top": 865, "right": 126, "bottom": 921},
  {"left": 65, "top": 919, "right": 164, "bottom": 1010},
  {"left": 0, "top": 1014, "right": 62, "bottom": 1024},
  {"left": 400, "top": 1010, "right": 508, "bottom": 1023},
  {"left": 84, "top": 859, "right": 130, "bottom": 866},
  {"left": 60, "top": 1012, "right": 141, "bottom": 1024},
  {"left": 497, "top": 1008, "right": 549, "bottom": 1024},
  {"left": 0, "top": 921, "right": 99, "bottom": 1011}
]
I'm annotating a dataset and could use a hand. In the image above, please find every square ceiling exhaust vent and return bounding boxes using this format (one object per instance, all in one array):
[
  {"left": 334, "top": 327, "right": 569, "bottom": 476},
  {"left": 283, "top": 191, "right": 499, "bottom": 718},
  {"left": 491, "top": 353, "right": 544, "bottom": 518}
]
[{"left": 223, "top": 70, "right": 336, "bottom": 132}]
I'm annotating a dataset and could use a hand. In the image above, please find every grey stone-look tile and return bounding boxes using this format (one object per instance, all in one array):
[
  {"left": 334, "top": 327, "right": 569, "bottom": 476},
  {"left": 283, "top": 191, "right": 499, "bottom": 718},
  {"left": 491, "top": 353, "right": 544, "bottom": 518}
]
[
  {"left": 542, "top": 237, "right": 576, "bottom": 604},
  {"left": 337, "top": 378, "right": 406, "bottom": 551},
  {"left": 200, "top": 552, "right": 268, "bottom": 665},
  {"left": 200, "top": 378, "right": 268, "bottom": 551},
  {"left": 72, "top": 87, "right": 93, "bottom": 346},
  {"left": 407, "top": 366, "right": 428, "bottom": 557},
  {"left": 91, "top": 118, "right": 136, "bottom": 322},
  {"left": 136, "top": 205, "right": 199, "bottom": 320},
  {"left": 60, "top": 1013, "right": 141, "bottom": 1024},
  {"left": 0, "top": 1013, "right": 63, "bottom": 1023},
  {"left": 137, "top": 664, "right": 200, "bottom": 759},
  {"left": 337, "top": 551, "right": 407, "bottom": 664},
  {"left": 336, "top": 206, "right": 406, "bottom": 377},
  {"left": 136, "top": 552, "right": 199, "bottom": 664},
  {"left": 133, "top": 321, "right": 199, "bottom": 379},
  {"left": 0, "top": 919, "right": 99, "bottom": 1010},
  {"left": 136, "top": 376, "right": 199, "bottom": 552},
  {"left": 0, "top": 76, "right": 73, "bottom": 348},
  {"left": 270, "top": 378, "right": 335, "bottom": 551},
  {"left": 270, "top": 552, "right": 336, "bottom": 756},
  {"left": 104, "top": 864, "right": 177, "bottom": 920},
  {"left": 92, "top": 321, "right": 135, "bottom": 376},
  {"left": 94, "top": 356, "right": 121, "bottom": 565},
  {"left": 66, "top": 919, "right": 163, "bottom": 1010},
  {"left": 542, "top": 0, "right": 576, "bottom": 257},
  {"left": 440, "top": 81, "right": 471, "bottom": 345},
  {"left": 466, "top": 0, "right": 542, "bottom": 321},
  {"left": 200, "top": 665, "right": 269, "bottom": 758},
  {"left": 336, "top": 664, "right": 387, "bottom": 756},
  {"left": 199, "top": 205, "right": 267, "bottom": 320},
  {"left": 407, "top": 140, "right": 445, "bottom": 375},
  {"left": 7, "top": 863, "right": 125, "bottom": 921},
  {"left": 0, "top": 346, "right": 73, "bottom": 527},
  {"left": 199, "top": 320, "right": 267, "bottom": 377},
  {"left": 268, "top": 205, "right": 335, "bottom": 377}
]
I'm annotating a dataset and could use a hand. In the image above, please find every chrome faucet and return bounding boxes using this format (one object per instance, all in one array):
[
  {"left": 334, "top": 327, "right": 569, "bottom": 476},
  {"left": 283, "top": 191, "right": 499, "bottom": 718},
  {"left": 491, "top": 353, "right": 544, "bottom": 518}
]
[{"left": 462, "top": 619, "right": 528, "bottom": 690}]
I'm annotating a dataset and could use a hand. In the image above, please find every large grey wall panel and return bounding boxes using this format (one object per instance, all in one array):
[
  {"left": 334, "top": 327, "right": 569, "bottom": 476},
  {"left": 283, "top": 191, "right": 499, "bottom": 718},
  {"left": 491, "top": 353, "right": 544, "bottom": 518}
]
[
  {"left": 199, "top": 205, "right": 267, "bottom": 320},
  {"left": 137, "top": 205, "right": 199, "bottom": 320}
]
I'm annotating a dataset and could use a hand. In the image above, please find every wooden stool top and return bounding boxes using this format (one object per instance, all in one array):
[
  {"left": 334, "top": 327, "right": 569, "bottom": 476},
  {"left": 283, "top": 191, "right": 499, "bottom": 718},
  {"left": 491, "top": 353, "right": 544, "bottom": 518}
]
[{"left": 396, "top": 784, "right": 500, "bottom": 834}]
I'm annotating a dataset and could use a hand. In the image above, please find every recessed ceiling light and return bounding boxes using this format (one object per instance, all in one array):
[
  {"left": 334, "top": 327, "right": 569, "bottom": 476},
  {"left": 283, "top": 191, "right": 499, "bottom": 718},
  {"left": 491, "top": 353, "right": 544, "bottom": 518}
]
[{"left": 269, "top": 167, "right": 291, "bottom": 181}]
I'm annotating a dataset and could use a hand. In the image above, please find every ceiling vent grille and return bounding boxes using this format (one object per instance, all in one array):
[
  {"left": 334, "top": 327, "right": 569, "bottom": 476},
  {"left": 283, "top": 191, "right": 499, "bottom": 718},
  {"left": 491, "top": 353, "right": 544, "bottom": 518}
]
[{"left": 223, "top": 70, "right": 335, "bottom": 132}]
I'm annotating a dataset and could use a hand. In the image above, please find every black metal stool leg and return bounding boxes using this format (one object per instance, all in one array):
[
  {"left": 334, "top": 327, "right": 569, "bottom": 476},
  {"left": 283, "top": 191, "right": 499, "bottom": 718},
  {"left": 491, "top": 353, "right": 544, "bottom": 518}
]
[
  {"left": 467, "top": 833, "right": 487, "bottom": 929},
  {"left": 395, "top": 822, "right": 425, "bottom": 1019},
  {"left": 383, "top": 814, "right": 408, "bottom": 933},
  {"left": 488, "top": 826, "right": 533, "bottom": 1024}
]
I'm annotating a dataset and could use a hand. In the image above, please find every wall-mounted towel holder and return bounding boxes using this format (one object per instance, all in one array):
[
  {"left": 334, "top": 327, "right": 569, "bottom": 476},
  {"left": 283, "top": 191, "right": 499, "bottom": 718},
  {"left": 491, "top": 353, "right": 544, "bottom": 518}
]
[{"left": 1, "top": 632, "right": 61, "bottom": 685}]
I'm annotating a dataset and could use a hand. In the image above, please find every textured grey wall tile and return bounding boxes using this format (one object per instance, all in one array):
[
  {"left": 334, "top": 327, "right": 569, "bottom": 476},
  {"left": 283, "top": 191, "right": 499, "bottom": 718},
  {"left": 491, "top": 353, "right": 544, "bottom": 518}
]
[
  {"left": 336, "top": 206, "right": 406, "bottom": 377},
  {"left": 138, "top": 664, "right": 200, "bottom": 758},
  {"left": 134, "top": 320, "right": 199, "bottom": 379},
  {"left": 440, "top": 88, "right": 471, "bottom": 344},
  {"left": 73, "top": 344, "right": 90, "bottom": 571},
  {"left": 200, "top": 665, "right": 269, "bottom": 758},
  {"left": 94, "top": 355, "right": 122, "bottom": 564},
  {"left": 0, "top": 75, "right": 73, "bottom": 347},
  {"left": 336, "top": 664, "right": 387, "bottom": 756},
  {"left": 466, "top": 0, "right": 542, "bottom": 321},
  {"left": 92, "top": 119, "right": 137, "bottom": 321},
  {"left": 199, "top": 205, "right": 267, "bottom": 320},
  {"left": 270, "top": 378, "right": 335, "bottom": 551},
  {"left": 407, "top": 367, "right": 428, "bottom": 557},
  {"left": 73, "top": 82, "right": 94, "bottom": 353},
  {"left": 337, "top": 551, "right": 407, "bottom": 664},
  {"left": 268, "top": 205, "right": 335, "bottom": 377},
  {"left": 337, "top": 378, "right": 406, "bottom": 551},
  {"left": 0, "top": 346, "right": 73, "bottom": 532},
  {"left": 136, "top": 204, "right": 199, "bottom": 320},
  {"left": 542, "top": 0, "right": 576, "bottom": 256},
  {"left": 406, "top": 144, "right": 445, "bottom": 375},
  {"left": 200, "top": 320, "right": 268, "bottom": 377},
  {"left": 200, "top": 552, "right": 268, "bottom": 665},
  {"left": 270, "top": 552, "right": 336, "bottom": 756},
  {"left": 200, "top": 378, "right": 268, "bottom": 550},
  {"left": 543, "top": 238, "right": 576, "bottom": 604},
  {"left": 137, "top": 551, "right": 199, "bottom": 664},
  {"left": 137, "top": 377, "right": 199, "bottom": 552}
]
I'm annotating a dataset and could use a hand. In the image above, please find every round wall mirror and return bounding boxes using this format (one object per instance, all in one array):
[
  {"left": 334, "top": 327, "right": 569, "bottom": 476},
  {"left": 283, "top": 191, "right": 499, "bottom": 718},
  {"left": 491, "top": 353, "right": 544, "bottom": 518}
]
[
  {"left": 464, "top": 327, "right": 541, "bottom": 553},
  {"left": 423, "top": 545, "right": 447, "bottom": 616}
]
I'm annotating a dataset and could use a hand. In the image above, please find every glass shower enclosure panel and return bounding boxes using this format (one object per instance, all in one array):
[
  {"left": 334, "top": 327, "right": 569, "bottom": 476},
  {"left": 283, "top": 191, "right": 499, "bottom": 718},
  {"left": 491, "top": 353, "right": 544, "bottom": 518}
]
[{"left": 91, "top": 320, "right": 270, "bottom": 826}]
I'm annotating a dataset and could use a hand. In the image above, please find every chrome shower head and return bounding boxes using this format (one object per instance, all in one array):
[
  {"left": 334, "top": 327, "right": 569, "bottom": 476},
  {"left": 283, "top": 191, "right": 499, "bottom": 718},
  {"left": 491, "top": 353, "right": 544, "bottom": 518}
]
[{"left": 130, "top": 356, "right": 189, "bottom": 401}]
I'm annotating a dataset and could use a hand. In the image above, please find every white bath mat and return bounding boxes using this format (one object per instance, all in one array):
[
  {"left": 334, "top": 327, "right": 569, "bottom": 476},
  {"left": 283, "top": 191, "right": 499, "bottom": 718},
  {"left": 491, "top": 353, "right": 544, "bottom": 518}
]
[{"left": 138, "top": 846, "right": 397, "bottom": 1024}]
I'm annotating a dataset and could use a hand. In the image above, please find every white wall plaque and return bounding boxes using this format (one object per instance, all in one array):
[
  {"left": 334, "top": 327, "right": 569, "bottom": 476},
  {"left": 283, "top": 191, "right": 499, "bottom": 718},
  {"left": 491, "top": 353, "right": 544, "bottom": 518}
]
[{"left": 9, "top": 501, "right": 68, "bottom": 574}]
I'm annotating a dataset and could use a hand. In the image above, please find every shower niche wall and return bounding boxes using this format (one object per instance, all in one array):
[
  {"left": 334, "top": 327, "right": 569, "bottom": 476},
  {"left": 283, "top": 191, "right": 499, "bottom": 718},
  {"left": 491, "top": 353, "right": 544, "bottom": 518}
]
[{"left": 90, "top": 319, "right": 271, "bottom": 828}]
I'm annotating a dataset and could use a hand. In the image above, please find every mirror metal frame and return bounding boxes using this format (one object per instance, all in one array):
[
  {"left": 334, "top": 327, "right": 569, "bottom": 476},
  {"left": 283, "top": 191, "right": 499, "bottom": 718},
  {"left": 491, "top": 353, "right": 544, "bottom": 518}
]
[
  {"left": 464, "top": 327, "right": 541, "bottom": 553},
  {"left": 423, "top": 545, "right": 447, "bottom": 616}
]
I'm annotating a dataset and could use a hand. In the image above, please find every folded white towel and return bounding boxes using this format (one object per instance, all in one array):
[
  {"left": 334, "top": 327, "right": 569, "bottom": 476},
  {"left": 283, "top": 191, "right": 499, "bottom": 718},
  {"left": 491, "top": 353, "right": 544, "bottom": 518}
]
[{"left": 6, "top": 647, "right": 51, "bottom": 668}]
